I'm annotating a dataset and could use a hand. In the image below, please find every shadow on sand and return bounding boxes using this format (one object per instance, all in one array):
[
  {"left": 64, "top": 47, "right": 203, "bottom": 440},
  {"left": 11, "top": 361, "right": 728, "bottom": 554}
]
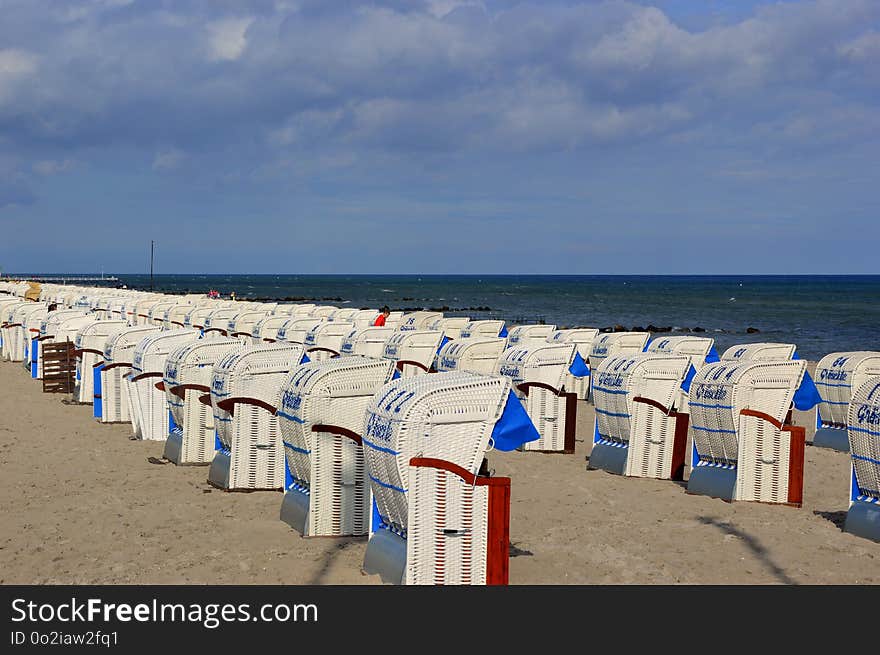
[{"left": 698, "top": 516, "right": 798, "bottom": 584}]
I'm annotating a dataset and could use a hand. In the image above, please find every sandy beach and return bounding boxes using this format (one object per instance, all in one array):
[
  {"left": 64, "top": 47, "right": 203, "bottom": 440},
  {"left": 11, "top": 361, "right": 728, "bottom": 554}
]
[{"left": 0, "top": 358, "right": 876, "bottom": 585}]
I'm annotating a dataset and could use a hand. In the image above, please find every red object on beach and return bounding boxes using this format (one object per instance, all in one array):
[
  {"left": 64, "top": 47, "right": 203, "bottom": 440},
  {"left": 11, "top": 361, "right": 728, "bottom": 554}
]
[{"left": 373, "top": 314, "right": 386, "bottom": 326}]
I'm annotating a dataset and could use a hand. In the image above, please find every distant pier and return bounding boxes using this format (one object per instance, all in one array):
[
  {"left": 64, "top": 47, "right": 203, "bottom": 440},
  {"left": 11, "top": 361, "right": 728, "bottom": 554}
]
[{"left": 2, "top": 275, "right": 121, "bottom": 284}]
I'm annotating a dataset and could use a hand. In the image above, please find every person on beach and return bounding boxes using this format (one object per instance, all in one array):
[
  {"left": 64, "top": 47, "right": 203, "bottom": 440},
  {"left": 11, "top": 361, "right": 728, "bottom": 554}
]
[{"left": 374, "top": 306, "right": 390, "bottom": 326}]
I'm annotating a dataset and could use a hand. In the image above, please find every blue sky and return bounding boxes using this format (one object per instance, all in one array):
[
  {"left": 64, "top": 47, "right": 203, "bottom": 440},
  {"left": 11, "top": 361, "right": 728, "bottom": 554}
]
[{"left": 1, "top": 0, "right": 877, "bottom": 274}]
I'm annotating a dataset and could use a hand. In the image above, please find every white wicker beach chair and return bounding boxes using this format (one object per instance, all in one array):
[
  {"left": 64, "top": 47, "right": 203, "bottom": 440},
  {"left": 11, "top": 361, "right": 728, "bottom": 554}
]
[
  {"left": 20, "top": 306, "right": 52, "bottom": 372},
  {"left": 548, "top": 328, "right": 601, "bottom": 400},
  {"left": 506, "top": 324, "right": 557, "bottom": 348},
  {"left": 147, "top": 300, "right": 180, "bottom": 327},
  {"left": 183, "top": 306, "right": 216, "bottom": 332},
  {"left": 32, "top": 309, "right": 90, "bottom": 378},
  {"left": 812, "top": 352, "right": 880, "bottom": 452},
  {"left": 96, "top": 326, "right": 162, "bottom": 423},
  {"left": 721, "top": 342, "right": 797, "bottom": 362},
  {"left": 164, "top": 303, "right": 194, "bottom": 329},
  {"left": 686, "top": 360, "right": 811, "bottom": 505},
  {"left": 588, "top": 332, "right": 651, "bottom": 373},
  {"left": 588, "top": 353, "right": 693, "bottom": 479},
  {"left": 251, "top": 315, "right": 291, "bottom": 345},
  {"left": 162, "top": 338, "right": 242, "bottom": 465},
  {"left": 227, "top": 310, "right": 271, "bottom": 344},
  {"left": 382, "top": 330, "right": 445, "bottom": 377},
  {"left": 278, "top": 357, "right": 397, "bottom": 536},
  {"left": 6, "top": 302, "right": 48, "bottom": 363},
  {"left": 844, "top": 377, "right": 880, "bottom": 542},
  {"left": 459, "top": 320, "right": 507, "bottom": 339},
  {"left": 289, "top": 304, "right": 316, "bottom": 317},
  {"left": 327, "top": 307, "right": 358, "bottom": 323},
  {"left": 428, "top": 317, "right": 471, "bottom": 340},
  {"left": 202, "top": 307, "right": 241, "bottom": 338},
  {"left": 645, "top": 336, "right": 717, "bottom": 413},
  {"left": 0, "top": 298, "right": 25, "bottom": 354},
  {"left": 34, "top": 313, "right": 94, "bottom": 379},
  {"left": 128, "top": 328, "right": 201, "bottom": 441},
  {"left": 130, "top": 298, "right": 164, "bottom": 326},
  {"left": 494, "top": 343, "right": 583, "bottom": 453},
  {"left": 362, "top": 371, "right": 539, "bottom": 585},
  {"left": 73, "top": 320, "right": 127, "bottom": 404},
  {"left": 207, "top": 343, "right": 308, "bottom": 491},
  {"left": 435, "top": 337, "right": 508, "bottom": 375},
  {"left": 339, "top": 327, "right": 396, "bottom": 358},
  {"left": 309, "top": 306, "right": 338, "bottom": 319},
  {"left": 351, "top": 309, "right": 382, "bottom": 329},
  {"left": 398, "top": 311, "right": 443, "bottom": 332},
  {"left": 276, "top": 317, "right": 324, "bottom": 345},
  {"left": 270, "top": 304, "right": 297, "bottom": 317},
  {"left": 302, "top": 321, "right": 356, "bottom": 362}
]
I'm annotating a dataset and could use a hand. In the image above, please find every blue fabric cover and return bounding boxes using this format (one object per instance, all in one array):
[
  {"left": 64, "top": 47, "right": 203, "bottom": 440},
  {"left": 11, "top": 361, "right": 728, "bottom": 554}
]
[
  {"left": 499, "top": 326, "right": 508, "bottom": 338},
  {"left": 792, "top": 350, "right": 800, "bottom": 360},
  {"left": 436, "top": 335, "right": 450, "bottom": 354},
  {"left": 490, "top": 390, "right": 540, "bottom": 451},
  {"left": 300, "top": 353, "right": 310, "bottom": 364},
  {"left": 793, "top": 370, "right": 821, "bottom": 411},
  {"left": 391, "top": 368, "right": 401, "bottom": 380},
  {"left": 681, "top": 364, "right": 697, "bottom": 393},
  {"left": 568, "top": 352, "right": 590, "bottom": 377},
  {"left": 705, "top": 347, "right": 720, "bottom": 363}
]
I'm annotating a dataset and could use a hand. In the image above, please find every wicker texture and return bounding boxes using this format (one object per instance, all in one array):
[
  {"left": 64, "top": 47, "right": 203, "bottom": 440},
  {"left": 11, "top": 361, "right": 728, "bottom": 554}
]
[
  {"left": 164, "top": 337, "right": 241, "bottom": 464},
  {"left": 589, "top": 332, "right": 651, "bottom": 371},
  {"left": 548, "top": 328, "right": 600, "bottom": 400},
  {"left": 129, "top": 329, "right": 201, "bottom": 441},
  {"left": 363, "top": 372, "right": 509, "bottom": 533},
  {"left": 720, "top": 342, "right": 796, "bottom": 362},
  {"left": 210, "top": 343, "right": 306, "bottom": 490},
  {"left": 99, "top": 326, "right": 162, "bottom": 423},
  {"left": 847, "top": 377, "right": 880, "bottom": 504},
  {"left": 303, "top": 321, "right": 355, "bottom": 362},
  {"left": 382, "top": 330, "right": 445, "bottom": 377},
  {"left": 276, "top": 318, "right": 324, "bottom": 345},
  {"left": 814, "top": 352, "right": 880, "bottom": 429},
  {"left": 277, "top": 357, "right": 396, "bottom": 536},
  {"left": 459, "top": 320, "right": 505, "bottom": 339},
  {"left": 593, "top": 354, "right": 691, "bottom": 478},
  {"left": 689, "top": 360, "right": 805, "bottom": 503},
  {"left": 73, "top": 320, "right": 127, "bottom": 403},
  {"left": 435, "top": 337, "right": 507, "bottom": 375},
  {"left": 339, "top": 327, "right": 396, "bottom": 358},
  {"left": 427, "top": 317, "right": 471, "bottom": 340},
  {"left": 505, "top": 324, "right": 557, "bottom": 348},
  {"left": 398, "top": 311, "right": 443, "bottom": 332},
  {"left": 495, "top": 343, "right": 577, "bottom": 452}
]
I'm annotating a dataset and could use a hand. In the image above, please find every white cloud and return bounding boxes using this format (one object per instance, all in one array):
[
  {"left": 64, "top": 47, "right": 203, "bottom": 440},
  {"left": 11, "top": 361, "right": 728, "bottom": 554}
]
[
  {"left": 0, "top": 49, "right": 37, "bottom": 76},
  {"left": 206, "top": 17, "right": 253, "bottom": 62},
  {"left": 152, "top": 148, "right": 186, "bottom": 171}
]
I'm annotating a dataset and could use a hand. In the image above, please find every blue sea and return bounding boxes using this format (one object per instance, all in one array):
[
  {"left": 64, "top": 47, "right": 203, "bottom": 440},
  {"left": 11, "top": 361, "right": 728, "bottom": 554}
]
[{"left": 79, "top": 275, "right": 880, "bottom": 360}]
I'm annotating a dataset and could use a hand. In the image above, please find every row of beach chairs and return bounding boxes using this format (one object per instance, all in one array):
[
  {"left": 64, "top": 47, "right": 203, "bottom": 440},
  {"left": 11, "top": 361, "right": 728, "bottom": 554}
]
[{"left": 2, "top": 280, "right": 878, "bottom": 583}]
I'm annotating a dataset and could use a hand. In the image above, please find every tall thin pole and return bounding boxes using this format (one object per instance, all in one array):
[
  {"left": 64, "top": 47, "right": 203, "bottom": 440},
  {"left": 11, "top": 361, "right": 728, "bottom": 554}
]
[{"left": 150, "top": 240, "right": 154, "bottom": 291}]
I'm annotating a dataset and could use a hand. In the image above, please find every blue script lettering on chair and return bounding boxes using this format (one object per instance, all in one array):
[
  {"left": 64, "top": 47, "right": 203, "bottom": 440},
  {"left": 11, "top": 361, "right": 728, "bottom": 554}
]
[
  {"left": 499, "top": 364, "right": 521, "bottom": 381},
  {"left": 857, "top": 403, "right": 880, "bottom": 425},
  {"left": 440, "top": 356, "right": 457, "bottom": 370},
  {"left": 596, "top": 371, "right": 624, "bottom": 388},
  {"left": 820, "top": 367, "right": 848, "bottom": 381},
  {"left": 282, "top": 388, "right": 303, "bottom": 413},
  {"left": 365, "top": 413, "right": 394, "bottom": 444},
  {"left": 694, "top": 383, "right": 727, "bottom": 401}
]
